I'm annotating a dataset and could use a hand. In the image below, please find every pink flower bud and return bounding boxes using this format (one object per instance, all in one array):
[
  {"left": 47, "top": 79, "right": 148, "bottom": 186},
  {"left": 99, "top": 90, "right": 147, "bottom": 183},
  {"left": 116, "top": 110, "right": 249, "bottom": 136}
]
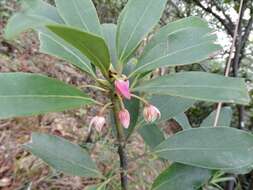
[
  {"left": 89, "top": 116, "right": 106, "bottom": 132},
  {"left": 143, "top": 105, "right": 161, "bottom": 123},
  {"left": 118, "top": 109, "right": 130, "bottom": 129},
  {"left": 115, "top": 79, "right": 131, "bottom": 100}
]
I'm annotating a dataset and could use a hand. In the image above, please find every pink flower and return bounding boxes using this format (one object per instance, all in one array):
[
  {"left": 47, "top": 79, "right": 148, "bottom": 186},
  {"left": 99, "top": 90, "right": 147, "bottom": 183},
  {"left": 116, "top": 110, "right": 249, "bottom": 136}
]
[
  {"left": 89, "top": 116, "right": 106, "bottom": 132},
  {"left": 115, "top": 79, "right": 131, "bottom": 100},
  {"left": 143, "top": 105, "right": 161, "bottom": 123},
  {"left": 118, "top": 109, "right": 130, "bottom": 129}
]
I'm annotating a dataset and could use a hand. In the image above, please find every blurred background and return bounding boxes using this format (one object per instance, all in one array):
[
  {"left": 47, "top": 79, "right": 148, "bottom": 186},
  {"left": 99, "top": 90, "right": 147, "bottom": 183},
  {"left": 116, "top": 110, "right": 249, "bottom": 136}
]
[{"left": 0, "top": 0, "right": 252, "bottom": 189}]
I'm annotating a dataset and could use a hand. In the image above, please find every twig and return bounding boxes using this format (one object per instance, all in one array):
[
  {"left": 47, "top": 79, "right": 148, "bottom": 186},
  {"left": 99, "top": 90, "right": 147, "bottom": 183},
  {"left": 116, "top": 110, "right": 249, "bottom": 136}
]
[
  {"left": 192, "top": 0, "right": 234, "bottom": 36},
  {"left": 111, "top": 95, "right": 128, "bottom": 190},
  {"left": 213, "top": 0, "right": 245, "bottom": 127}
]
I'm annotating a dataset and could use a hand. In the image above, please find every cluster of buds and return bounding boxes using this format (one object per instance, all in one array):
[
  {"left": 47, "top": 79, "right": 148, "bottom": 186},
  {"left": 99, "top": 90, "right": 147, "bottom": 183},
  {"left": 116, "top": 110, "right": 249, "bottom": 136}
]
[
  {"left": 89, "top": 78, "right": 161, "bottom": 132},
  {"left": 115, "top": 79, "right": 161, "bottom": 128}
]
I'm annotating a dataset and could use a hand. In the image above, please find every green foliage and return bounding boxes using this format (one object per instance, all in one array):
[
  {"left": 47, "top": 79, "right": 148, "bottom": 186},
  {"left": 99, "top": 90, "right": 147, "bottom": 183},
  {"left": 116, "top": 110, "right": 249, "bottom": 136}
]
[
  {"left": 4, "top": 0, "right": 96, "bottom": 77},
  {"left": 138, "top": 124, "right": 165, "bottom": 149},
  {"left": 0, "top": 73, "right": 94, "bottom": 119},
  {"left": 154, "top": 127, "right": 253, "bottom": 172},
  {"left": 4, "top": 0, "right": 63, "bottom": 40},
  {"left": 200, "top": 107, "right": 233, "bottom": 127},
  {"left": 131, "top": 17, "right": 221, "bottom": 76},
  {"left": 124, "top": 96, "right": 140, "bottom": 137},
  {"left": 39, "top": 28, "right": 95, "bottom": 76},
  {"left": 134, "top": 72, "right": 250, "bottom": 105},
  {"left": 174, "top": 113, "right": 192, "bottom": 130},
  {"left": 152, "top": 163, "right": 212, "bottom": 190},
  {"left": 47, "top": 25, "right": 111, "bottom": 77},
  {"left": 150, "top": 95, "right": 195, "bottom": 122},
  {"left": 55, "top": 0, "right": 102, "bottom": 35},
  {"left": 24, "top": 133, "right": 101, "bottom": 177},
  {"left": 102, "top": 24, "right": 118, "bottom": 67},
  {"left": 116, "top": 0, "right": 167, "bottom": 63}
]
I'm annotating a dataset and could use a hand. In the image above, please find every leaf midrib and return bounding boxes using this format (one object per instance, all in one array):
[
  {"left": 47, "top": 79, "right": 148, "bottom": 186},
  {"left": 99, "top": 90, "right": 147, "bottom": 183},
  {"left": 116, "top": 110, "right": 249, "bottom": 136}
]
[
  {"left": 25, "top": 144, "right": 100, "bottom": 177},
  {"left": 136, "top": 85, "right": 246, "bottom": 94},
  {"left": 155, "top": 146, "right": 253, "bottom": 153},
  {"left": 119, "top": 0, "right": 154, "bottom": 61},
  {"left": 75, "top": 37, "right": 107, "bottom": 74},
  {"left": 135, "top": 41, "right": 217, "bottom": 74},
  {"left": 0, "top": 95, "right": 92, "bottom": 101},
  {"left": 72, "top": 0, "right": 89, "bottom": 31},
  {"left": 39, "top": 31, "right": 94, "bottom": 75}
]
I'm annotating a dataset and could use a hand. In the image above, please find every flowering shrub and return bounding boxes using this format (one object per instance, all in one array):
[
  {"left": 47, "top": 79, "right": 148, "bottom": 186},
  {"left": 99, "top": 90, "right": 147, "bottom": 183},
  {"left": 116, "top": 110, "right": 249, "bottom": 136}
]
[{"left": 2, "top": 0, "right": 252, "bottom": 189}]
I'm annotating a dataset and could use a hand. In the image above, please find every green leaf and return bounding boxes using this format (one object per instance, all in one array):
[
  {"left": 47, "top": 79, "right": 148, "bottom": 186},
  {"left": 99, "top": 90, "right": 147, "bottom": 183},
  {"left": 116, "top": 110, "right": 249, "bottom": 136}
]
[
  {"left": 150, "top": 95, "right": 195, "bottom": 122},
  {"left": 134, "top": 72, "right": 250, "bottom": 105},
  {"left": 145, "top": 16, "right": 210, "bottom": 52},
  {"left": 24, "top": 133, "right": 101, "bottom": 177},
  {"left": 4, "top": 0, "right": 63, "bottom": 40},
  {"left": 152, "top": 163, "right": 212, "bottom": 190},
  {"left": 102, "top": 24, "right": 118, "bottom": 67},
  {"left": 201, "top": 107, "right": 233, "bottom": 127},
  {"left": 154, "top": 127, "right": 253, "bottom": 172},
  {"left": 55, "top": 0, "right": 102, "bottom": 36},
  {"left": 0, "top": 73, "right": 94, "bottom": 119},
  {"left": 138, "top": 124, "right": 165, "bottom": 149},
  {"left": 47, "top": 24, "right": 111, "bottom": 76},
  {"left": 116, "top": 0, "right": 167, "bottom": 63},
  {"left": 4, "top": 0, "right": 96, "bottom": 76},
  {"left": 132, "top": 27, "right": 220, "bottom": 75},
  {"left": 38, "top": 28, "right": 95, "bottom": 77},
  {"left": 174, "top": 113, "right": 192, "bottom": 130},
  {"left": 124, "top": 97, "right": 140, "bottom": 137}
]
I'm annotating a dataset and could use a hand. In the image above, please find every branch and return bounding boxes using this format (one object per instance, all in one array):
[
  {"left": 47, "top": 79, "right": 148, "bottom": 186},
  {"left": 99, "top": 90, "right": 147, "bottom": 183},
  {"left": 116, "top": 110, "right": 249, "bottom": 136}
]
[
  {"left": 240, "top": 6, "right": 253, "bottom": 56},
  {"left": 192, "top": 0, "right": 235, "bottom": 36},
  {"left": 232, "top": 1, "right": 252, "bottom": 74},
  {"left": 169, "top": 0, "right": 185, "bottom": 18},
  {"left": 211, "top": 0, "right": 234, "bottom": 27}
]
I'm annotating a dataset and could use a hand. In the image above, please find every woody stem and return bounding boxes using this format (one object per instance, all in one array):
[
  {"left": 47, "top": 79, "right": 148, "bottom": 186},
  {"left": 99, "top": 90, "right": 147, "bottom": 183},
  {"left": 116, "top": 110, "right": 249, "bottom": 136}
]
[{"left": 111, "top": 93, "right": 128, "bottom": 190}]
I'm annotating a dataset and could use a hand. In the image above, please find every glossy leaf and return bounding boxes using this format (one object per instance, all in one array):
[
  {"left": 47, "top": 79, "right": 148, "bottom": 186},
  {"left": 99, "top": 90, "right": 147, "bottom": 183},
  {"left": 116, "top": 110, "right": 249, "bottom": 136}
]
[
  {"left": 0, "top": 73, "right": 94, "bottom": 119},
  {"left": 4, "top": 0, "right": 62, "bottom": 40},
  {"left": 102, "top": 24, "right": 118, "bottom": 67},
  {"left": 201, "top": 107, "right": 233, "bottom": 127},
  {"left": 38, "top": 29, "right": 95, "bottom": 76},
  {"left": 117, "top": 0, "right": 167, "bottom": 63},
  {"left": 154, "top": 127, "right": 253, "bottom": 172},
  {"left": 132, "top": 27, "right": 220, "bottom": 75},
  {"left": 47, "top": 25, "right": 111, "bottom": 76},
  {"left": 55, "top": 0, "right": 101, "bottom": 36},
  {"left": 152, "top": 163, "right": 212, "bottom": 190},
  {"left": 150, "top": 95, "right": 195, "bottom": 122},
  {"left": 144, "top": 16, "right": 210, "bottom": 52},
  {"left": 174, "top": 113, "right": 192, "bottom": 130},
  {"left": 138, "top": 124, "right": 165, "bottom": 149},
  {"left": 24, "top": 133, "right": 101, "bottom": 177},
  {"left": 134, "top": 72, "right": 250, "bottom": 105}
]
